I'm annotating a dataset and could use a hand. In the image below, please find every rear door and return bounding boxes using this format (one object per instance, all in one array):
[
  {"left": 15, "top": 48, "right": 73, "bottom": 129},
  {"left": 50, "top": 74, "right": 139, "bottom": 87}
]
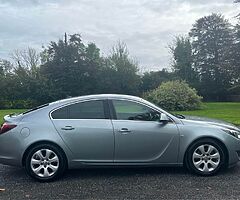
[{"left": 51, "top": 99, "right": 114, "bottom": 162}]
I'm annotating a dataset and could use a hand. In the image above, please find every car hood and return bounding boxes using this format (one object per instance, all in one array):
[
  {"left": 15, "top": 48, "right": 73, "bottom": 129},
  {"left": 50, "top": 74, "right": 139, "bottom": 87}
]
[{"left": 181, "top": 115, "right": 240, "bottom": 131}]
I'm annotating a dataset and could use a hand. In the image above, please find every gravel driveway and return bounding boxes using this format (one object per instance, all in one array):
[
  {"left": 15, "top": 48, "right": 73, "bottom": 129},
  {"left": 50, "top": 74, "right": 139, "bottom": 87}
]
[{"left": 0, "top": 163, "right": 240, "bottom": 199}]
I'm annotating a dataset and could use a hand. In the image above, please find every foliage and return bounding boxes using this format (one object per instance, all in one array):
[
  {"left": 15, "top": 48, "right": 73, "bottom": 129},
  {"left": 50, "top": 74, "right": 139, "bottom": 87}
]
[
  {"left": 1, "top": 12, "right": 240, "bottom": 109},
  {"left": 143, "top": 80, "right": 202, "bottom": 111},
  {"left": 189, "top": 13, "right": 234, "bottom": 101},
  {"left": 40, "top": 36, "right": 141, "bottom": 101},
  {"left": 141, "top": 69, "right": 174, "bottom": 92},
  {"left": 11, "top": 47, "right": 40, "bottom": 77},
  {"left": 0, "top": 34, "right": 141, "bottom": 109},
  {"left": 40, "top": 34, "right": 102, "bottom": 100},
  {"left": 98, "top": 42, "right": 141, "bottom": 95},
  {"left": 169, "top": 36, "right": 199, "bottom": 89},
  {"left": 228, "top": 85, "right": 240, "bottom": 95},
  {"left": 0, "top": 100, "right": 37, "bottom": 109},
  {"left": 231, "top": 23, "right": 240, "bottom": 84}
]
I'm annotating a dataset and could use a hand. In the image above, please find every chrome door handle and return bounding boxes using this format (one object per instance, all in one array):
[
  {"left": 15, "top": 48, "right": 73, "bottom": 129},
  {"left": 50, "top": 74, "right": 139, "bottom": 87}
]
[
  {"left": 118, "top": 128, "right": 132, "bottom": 134},
  {"left": 61, "top": 126, "right": 75, "bottom": 131}
]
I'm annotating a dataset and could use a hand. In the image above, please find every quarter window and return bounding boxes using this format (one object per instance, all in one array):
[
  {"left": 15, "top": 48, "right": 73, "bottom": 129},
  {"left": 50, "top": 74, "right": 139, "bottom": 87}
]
[
  {"left": 112, "top": 100, "right": 160, "bottom": 121},
  {"left": 51, "top": 106, "right": 68, "bottom": 119},
  {"left": 51, "top": 100, "right": 105, "bottom": 119}
]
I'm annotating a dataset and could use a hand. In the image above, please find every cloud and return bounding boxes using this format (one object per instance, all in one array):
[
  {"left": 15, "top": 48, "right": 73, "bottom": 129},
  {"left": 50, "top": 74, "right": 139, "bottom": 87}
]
[{"left": 0, "top": 0, "right": 239, "bottom": 70}]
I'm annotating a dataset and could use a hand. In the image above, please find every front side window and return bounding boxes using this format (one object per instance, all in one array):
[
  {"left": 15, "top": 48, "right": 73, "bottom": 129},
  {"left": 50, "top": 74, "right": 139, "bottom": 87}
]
[
  {"left": 112, "top": 100, "right": 160, "bottom": 121},
  {"left": 51, "top": 100, "right": 105, "bottom": 119}
]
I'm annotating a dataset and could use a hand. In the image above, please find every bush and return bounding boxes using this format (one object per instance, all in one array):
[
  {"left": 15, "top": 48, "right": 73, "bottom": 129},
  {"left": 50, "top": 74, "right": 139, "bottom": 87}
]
[
  {"left": 143, "top": 80, "right": 202, "bottom": 111},
  {"left": 0, "top": 99, "right": 37, "bottom": 109}
]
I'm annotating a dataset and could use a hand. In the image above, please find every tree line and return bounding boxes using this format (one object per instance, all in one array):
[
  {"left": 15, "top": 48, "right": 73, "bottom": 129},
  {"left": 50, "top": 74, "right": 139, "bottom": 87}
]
[
  {"left": 0, "top": 13, "right": 239, "bottom": 109},
  {"left": 145, "top": 13, "right": 240, "bottom": 101}
]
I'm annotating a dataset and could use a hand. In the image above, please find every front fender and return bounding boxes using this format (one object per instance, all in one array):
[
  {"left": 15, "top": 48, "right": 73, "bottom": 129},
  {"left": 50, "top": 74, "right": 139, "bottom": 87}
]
[{"left": 177, "top": 124, "right": 240, "bottom": 166}]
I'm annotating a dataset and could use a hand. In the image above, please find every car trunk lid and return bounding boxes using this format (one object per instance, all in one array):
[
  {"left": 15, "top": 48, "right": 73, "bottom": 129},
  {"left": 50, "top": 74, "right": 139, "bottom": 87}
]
[{"left": 3, "top": 113, "right": 23, "bottom": 124}]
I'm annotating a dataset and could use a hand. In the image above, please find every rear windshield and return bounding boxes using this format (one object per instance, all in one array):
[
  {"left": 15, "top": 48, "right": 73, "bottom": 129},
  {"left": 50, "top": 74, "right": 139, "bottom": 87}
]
[{"left": 23, "top": 104, "right": 49, "bottom": 115}]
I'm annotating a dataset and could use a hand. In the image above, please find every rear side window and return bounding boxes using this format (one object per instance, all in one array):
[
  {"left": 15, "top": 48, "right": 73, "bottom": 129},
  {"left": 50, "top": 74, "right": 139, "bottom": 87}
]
[
  {"left": 69, "top": 100, "right": 105, "bottom": 119},
  {"left": 51, "top": 100, "right": 105, "bottom": 119}
]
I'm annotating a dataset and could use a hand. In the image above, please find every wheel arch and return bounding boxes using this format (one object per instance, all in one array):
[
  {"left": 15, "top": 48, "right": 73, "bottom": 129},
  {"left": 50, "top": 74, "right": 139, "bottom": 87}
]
[
  {"left": 22, "top": 140, "right": 68, "bottom": 168},
  {"left": 183, "top": 136, "right": 229, "bottom": 168}
]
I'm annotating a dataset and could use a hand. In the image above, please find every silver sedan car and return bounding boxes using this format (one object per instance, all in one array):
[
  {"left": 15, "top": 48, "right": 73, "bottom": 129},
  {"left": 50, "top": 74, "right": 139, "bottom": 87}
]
[{"left": 0, "top": 94, "right": 240, "bottom": 181}]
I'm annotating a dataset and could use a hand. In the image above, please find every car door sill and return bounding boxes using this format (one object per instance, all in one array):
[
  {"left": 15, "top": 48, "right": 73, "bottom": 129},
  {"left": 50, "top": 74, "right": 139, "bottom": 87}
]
[{"left": 73, "top": 161, "right": 181, "bottom": 167}]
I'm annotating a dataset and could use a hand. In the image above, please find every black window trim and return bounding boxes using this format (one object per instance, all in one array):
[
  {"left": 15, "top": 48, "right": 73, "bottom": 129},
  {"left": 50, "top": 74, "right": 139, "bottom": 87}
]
[
  {"left": 50, "top": 99, "right": 110, "bottom": 120},
  {"left": 103, "top": 100, "right": 111, "bottom": 119},
  {"left": 107, "top": 99, "right": 117, "bottom": 120}
]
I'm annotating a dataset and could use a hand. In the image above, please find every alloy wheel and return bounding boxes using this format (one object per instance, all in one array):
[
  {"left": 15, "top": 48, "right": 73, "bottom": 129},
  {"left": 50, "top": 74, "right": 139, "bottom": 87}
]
[
  {"left": 30, "top": 149, "right": 59, "bottom": 178},
  {"left": 192, "top": 144, "right": 220, "bottom": 172}
]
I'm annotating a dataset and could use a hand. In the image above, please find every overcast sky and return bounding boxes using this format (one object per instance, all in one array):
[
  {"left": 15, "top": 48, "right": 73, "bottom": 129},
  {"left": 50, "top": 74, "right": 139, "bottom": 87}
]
[{"left": 0, "top": 0, "right": 239, "bottom": 71}]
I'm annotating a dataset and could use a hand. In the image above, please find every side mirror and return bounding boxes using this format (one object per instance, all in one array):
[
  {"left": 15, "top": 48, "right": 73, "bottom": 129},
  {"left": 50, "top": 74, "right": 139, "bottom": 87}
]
[{"left": 159, "top": 113, "right": 169, "bottom": 123}]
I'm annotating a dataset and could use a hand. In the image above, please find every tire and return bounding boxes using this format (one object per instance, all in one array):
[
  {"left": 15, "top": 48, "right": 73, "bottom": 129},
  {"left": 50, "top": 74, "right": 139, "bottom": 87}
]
[
  {"left": 25, "top": 144, "right": 67, "bottom": 182},
  {"left": 185, "top": 138, "right": 226, "bottom": 176}
]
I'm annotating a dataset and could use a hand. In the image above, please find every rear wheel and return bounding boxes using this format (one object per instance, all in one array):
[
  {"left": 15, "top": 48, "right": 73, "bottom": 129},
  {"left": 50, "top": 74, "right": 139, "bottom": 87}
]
[
  {"left": 186, "top": 139, "right": 226, "bottom": 176},
  {"left": 25, "top": 144, "right": 67, "bottom": 182}
]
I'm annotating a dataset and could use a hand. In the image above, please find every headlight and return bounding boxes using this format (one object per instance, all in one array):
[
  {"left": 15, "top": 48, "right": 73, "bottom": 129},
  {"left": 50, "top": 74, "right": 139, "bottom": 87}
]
[{"left": 222, "top": 129, "right": 240, "bottom": 139}]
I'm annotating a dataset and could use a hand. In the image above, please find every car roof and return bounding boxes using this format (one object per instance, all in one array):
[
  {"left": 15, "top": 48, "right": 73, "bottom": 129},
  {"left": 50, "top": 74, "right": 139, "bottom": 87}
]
[
  {"left": 49, "top": 94, "right": 143, "bottom": 106},
  {"left": 22, "top": 94, "right": 181, "bottom": 124}
]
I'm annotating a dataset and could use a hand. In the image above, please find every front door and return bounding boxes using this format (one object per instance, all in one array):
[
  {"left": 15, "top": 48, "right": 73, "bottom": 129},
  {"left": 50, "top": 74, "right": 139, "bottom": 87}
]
[{"left": 110, "top": 99, "right": 179, "bottom": 163}]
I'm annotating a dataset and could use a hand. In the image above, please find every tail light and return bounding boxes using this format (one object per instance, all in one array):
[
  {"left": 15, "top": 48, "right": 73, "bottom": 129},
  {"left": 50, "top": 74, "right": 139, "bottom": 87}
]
[{"left": 0, "top": 123, "right": 17, "bottom": 135}]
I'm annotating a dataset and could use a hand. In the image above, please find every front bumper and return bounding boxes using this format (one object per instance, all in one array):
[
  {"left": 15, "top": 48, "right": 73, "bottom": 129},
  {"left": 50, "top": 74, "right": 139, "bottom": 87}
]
[{"left": 227, "top": 138, "right": 240, "bottom": 167}]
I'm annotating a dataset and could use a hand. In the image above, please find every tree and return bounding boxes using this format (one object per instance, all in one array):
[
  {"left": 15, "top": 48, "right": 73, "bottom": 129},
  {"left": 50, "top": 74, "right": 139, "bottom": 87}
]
[
  {"left": 0, "top": 60, "right": 13, "bottom": 103},
  {"left": 231, "top": 23, "right": 240, "bottom": 84},
  {"left": 170, "top": 36, "right": 198, "bottom": 88},
  {"left": 99, "top": 42, "right": 141, "bottom": 95},
  {"left": 9, "top": 47, "right": 49, "bottom": 106},
  {"left": 11, "top": 47, "right": 40, "bottom": 78},
  {"left": 189, "top": 13, "right": 234, "bottom": 101},
  {"left": 141, "top": 69, "right": 173, "bottom": 92},
  {"left": 40, "top": 33, "right": 103, "bottom": 100},
  {"left": 0, "top": 34, "right": 142, "bottom": 108}
]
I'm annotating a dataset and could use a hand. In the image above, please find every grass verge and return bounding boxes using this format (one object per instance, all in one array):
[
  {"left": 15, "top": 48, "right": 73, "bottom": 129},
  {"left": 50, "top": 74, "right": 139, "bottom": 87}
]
[{"left": 175, "top": 102, "right": 240, "bottom": 126}]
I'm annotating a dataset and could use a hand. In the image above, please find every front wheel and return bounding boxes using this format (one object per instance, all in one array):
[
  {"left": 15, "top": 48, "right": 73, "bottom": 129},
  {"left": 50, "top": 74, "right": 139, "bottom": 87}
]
[
  {"left": 186, "top": 139, "right": 226, "bottom": 176},
  {"left": 25, "top": 144, "right": 67, "bottom": 182}
]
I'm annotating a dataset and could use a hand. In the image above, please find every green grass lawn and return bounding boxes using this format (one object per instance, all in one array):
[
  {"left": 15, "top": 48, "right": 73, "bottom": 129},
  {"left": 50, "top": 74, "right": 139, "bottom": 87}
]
[
  {"left": 175, "top": 102, "right": 240, "bottom": 126},
  {"left": 0, "top": 102, "right": 239, "bottom": 126}
]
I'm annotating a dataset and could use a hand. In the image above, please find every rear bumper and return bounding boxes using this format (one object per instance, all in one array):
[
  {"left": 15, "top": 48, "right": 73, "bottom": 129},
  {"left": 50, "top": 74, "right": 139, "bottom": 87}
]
[{"left": 0, "top": 130, "right": 23, "bottom": 167}]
